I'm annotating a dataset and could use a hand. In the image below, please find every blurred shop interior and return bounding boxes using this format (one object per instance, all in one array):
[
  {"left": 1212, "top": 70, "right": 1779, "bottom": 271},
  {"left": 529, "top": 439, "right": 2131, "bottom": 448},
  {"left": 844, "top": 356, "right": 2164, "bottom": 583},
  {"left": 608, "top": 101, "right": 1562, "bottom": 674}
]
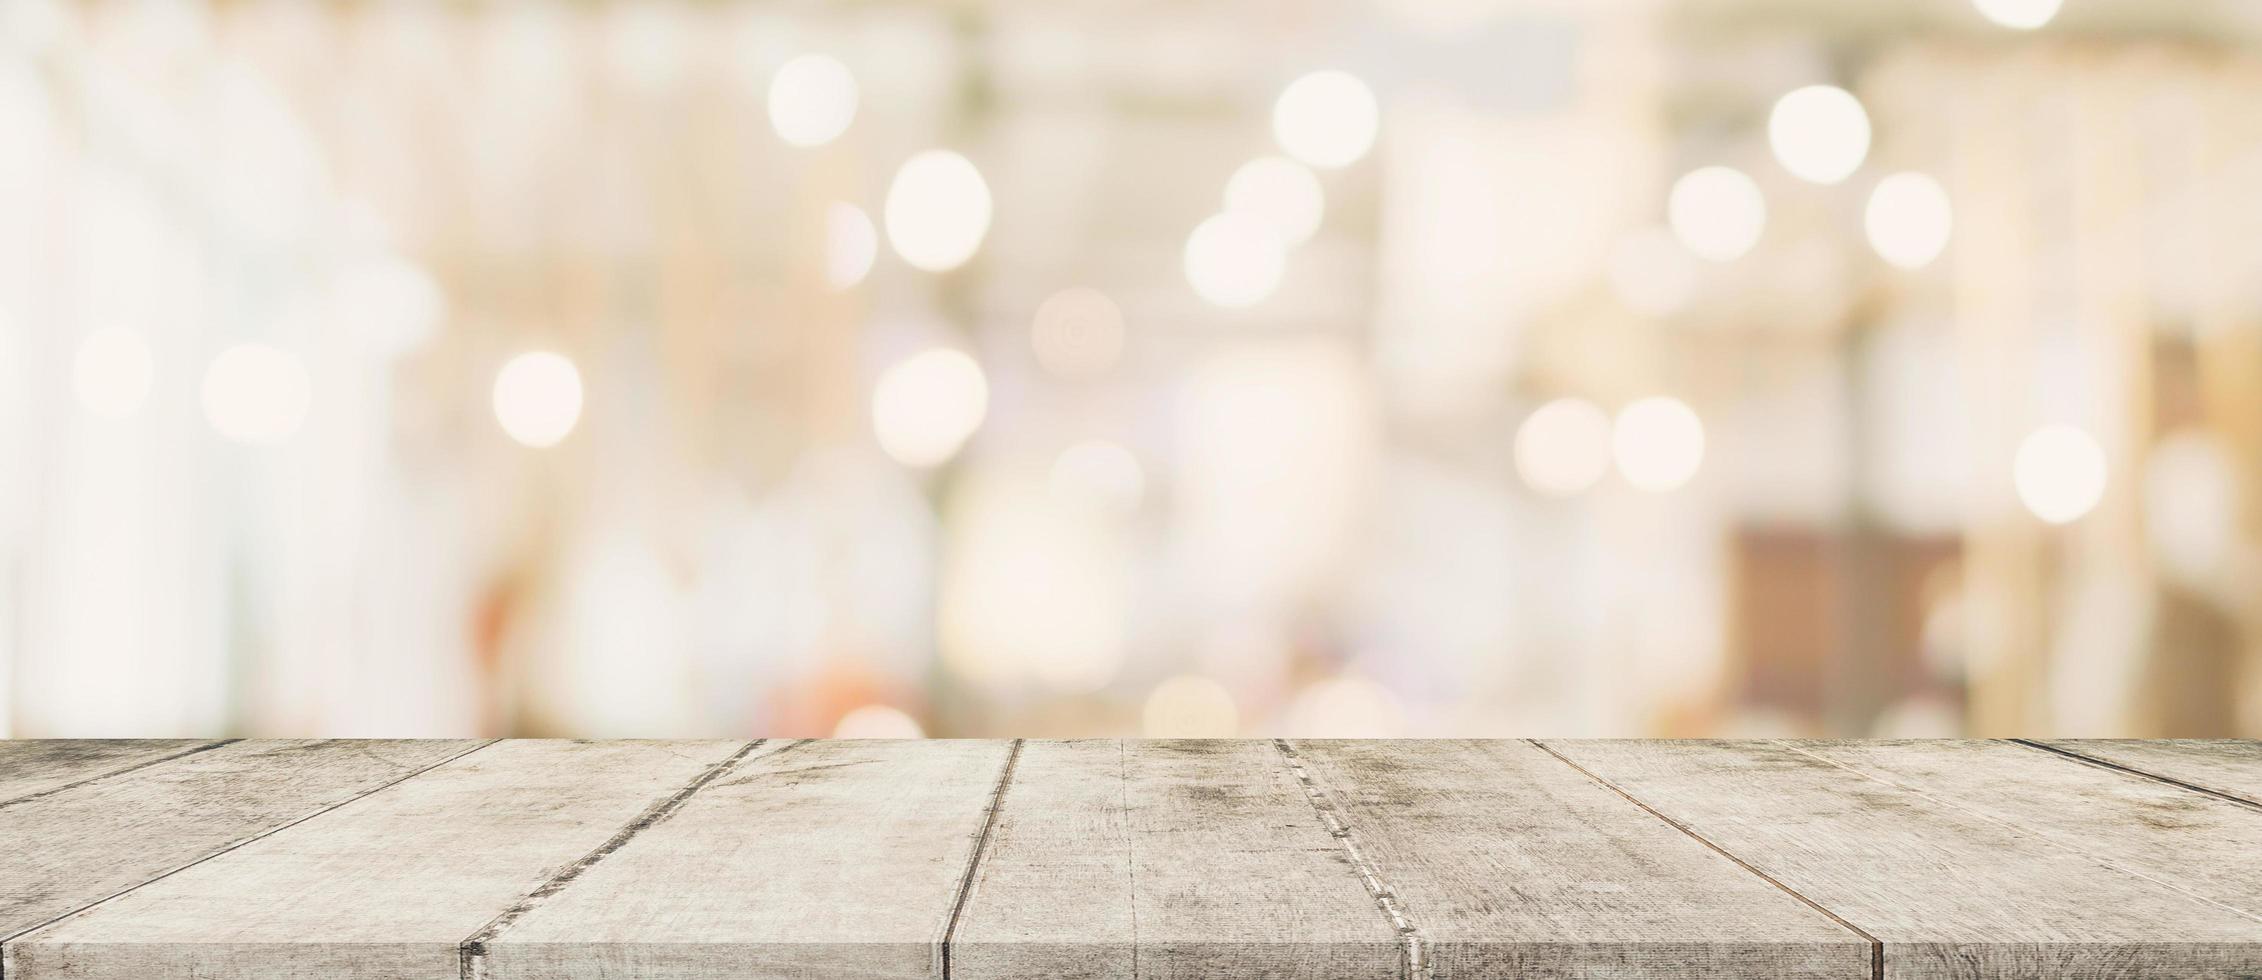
[{"left": 4, "top": 0, "right": 2262, "bottom": 738}]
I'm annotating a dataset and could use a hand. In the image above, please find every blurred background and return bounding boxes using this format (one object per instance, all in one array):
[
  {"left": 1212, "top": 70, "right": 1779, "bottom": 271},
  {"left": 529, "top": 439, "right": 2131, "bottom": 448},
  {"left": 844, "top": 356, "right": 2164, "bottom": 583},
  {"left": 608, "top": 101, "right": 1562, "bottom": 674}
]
[{"left": 3, "top": 0, "right": 2260, "bottom": 740}]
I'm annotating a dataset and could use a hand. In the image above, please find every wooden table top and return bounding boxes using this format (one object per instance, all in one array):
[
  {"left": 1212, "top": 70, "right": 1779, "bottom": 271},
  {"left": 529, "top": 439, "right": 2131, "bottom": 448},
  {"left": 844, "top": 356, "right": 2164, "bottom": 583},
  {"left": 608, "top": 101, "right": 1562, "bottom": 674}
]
[{"left": 1, "top": 739, "right": 2258, "bottom": 979}]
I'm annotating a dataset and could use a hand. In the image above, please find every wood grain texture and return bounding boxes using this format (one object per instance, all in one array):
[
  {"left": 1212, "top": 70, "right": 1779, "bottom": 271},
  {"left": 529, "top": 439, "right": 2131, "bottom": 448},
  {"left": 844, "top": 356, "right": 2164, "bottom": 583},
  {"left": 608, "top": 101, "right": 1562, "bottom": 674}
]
[
  {"left": 2034, "top": 739, "right": 2262, "bottom": 807},
  {"left": 475, "top": 738, "right": 1017, "bottom": 980},
  {"left": 1789, "top": 739, "right": 2262, "bottom": 919},
  {"left": 0, "top": 740, "right": 221, "bottom": 805},
  {"left": 948, "top": 739, "right": 1402, "bottom": 980},
  {"left": 1545, "top": 739, "right": 2262, "bottom": 979},
  {"left": 0, "top": 737, "right": 483, "bottom": 964},
  {"left": 7, "top": 739, "right": 738, "bottom": 980},
  {"left": 10, "top": 738, "right": 2262, "bottom": 980},
  {"left": 1294, "top": 739, "right": 1873, "bottom": 979}
]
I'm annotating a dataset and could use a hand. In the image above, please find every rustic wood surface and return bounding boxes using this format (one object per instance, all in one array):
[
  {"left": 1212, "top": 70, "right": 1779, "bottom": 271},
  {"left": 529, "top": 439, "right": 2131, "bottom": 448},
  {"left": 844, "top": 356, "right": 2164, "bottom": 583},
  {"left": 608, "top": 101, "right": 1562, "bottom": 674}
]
[
  {"left": 1542, "top": 739, "right": 2262, "bottom": 979},
  {"left": 0, "top": 741, "right": 219, "bottom": 805},
  {"left": 2034, "top": 739, "right": 2262, "bottom": 807},
  {"left": 1, "top": 738, "right": 2257, "bottom": 980},
  {"left": 0, "top": 739, "right": 481, "bottom": 963},
  {"left": 1295, "top": 739, "right": 1872, "bottom": 979},
  {"left": 950, "top": 739, "right": 1401, "bottom": 980}
]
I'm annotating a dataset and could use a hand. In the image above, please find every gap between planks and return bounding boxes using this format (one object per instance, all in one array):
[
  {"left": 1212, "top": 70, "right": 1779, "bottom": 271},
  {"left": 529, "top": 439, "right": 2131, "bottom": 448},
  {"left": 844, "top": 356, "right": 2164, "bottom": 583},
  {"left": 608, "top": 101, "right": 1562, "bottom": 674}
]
[
  {"left": 1526, "top": 739, "right": 1886, "bottom": 980},
  {"left": 1117, "top": 741, "right": 1139, "bottom": 980},
  {"left": 1271, "top": 738, "right": 1429, "bottom": 980},
  {"left": 2008, "top": 738, "right": 2262, "bottom": 814},
  {"left": 0, "top": 740, "right": 239, "bottom": 810},
  {"left": 937, "top": 738, "right": 1025, "bottom": 980},
  {"left": 0, "top": 738, "right": 498, "bottom": 980},
  {"left": 456, "top": 738, "right": 790, "bottom": 980}
]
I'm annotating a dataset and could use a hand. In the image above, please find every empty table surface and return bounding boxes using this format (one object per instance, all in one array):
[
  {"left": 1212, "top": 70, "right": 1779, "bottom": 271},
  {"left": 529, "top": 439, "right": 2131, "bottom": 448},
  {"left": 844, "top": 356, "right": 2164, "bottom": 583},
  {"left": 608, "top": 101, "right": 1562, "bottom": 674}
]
[{"left": 1, "top": 738, "right": 2257, "bottom": 980}]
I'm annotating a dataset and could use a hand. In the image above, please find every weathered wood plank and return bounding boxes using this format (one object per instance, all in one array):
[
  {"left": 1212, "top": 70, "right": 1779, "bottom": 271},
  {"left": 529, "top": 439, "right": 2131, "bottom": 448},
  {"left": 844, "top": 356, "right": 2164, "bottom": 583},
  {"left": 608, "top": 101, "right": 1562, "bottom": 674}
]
[
  {"left": 2033, "top": 739, "right": 2262, "bottom": 807},
  {"left": 0, "top": 739, "right": 483, "bottom": 961},
  {"left": 1787, "top": 739, "right": 2262, "bottom": 926},
  {"left": 1546, "top": 739, "right": 2262, "bottom": 979},
  {"left": 948, "top": 739, "right": 1401, "bottom": 980},
  {"left": 0, "top": 741, "right": 222, "bottom": 804},
  {"left": 1291, "top": 739, "right": 1872, "bottom": 979},
  {"left": 7, "top": 739, "right": 741, "bottom": 980},
  {"left": 475, "top": 738, "right": 1016, "bottom": 980}
]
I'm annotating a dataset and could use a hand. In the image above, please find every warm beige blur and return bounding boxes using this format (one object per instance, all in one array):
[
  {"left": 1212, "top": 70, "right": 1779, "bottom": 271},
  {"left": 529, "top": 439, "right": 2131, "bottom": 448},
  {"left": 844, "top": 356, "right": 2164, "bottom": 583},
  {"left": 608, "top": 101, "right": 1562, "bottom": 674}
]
[{"left": 3, "top": 0, "right": 2259, "bottom": 739}]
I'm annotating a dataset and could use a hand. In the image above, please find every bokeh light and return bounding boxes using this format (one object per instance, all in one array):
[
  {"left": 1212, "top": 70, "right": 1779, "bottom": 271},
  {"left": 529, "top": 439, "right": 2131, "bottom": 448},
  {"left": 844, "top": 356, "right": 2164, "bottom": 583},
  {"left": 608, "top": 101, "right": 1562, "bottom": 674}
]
[
  {"left": 1768, "top": 85, "right": 1871, "bottom": 185},
  {"left": 824, "top": 201, "right": 878, "bottom": 290},
  {"left": 1049, "top": 439, "right": 1146, "bottom": 514},
  {"left": 884, "top": 150, "right": 992, "bottom": 273},
  {"left": 833, "top": 704, "right": 923, "bottom": 738},
  {"left": 1865, "top": 172, "right": 1954, "bottom": 270},
  {"left": 2014, "top": 424, "right": 2107, "bottom": 524},
  {"left": 767, "top": 54, "right": 858, "bottom": 148},
  {"left": 940, "top": 469, "right": 1128, "bottom": 694},
  {"left": 1223, "top": 155, "right": 1326, "bottom": 246},
  {"left": 1668, "top": 166, "right": 1766, "bottom": 262},
  {"left": 1515, "top": 397, "right": 1614, "bottom": 497},
  {"left": 1973, "top": 0, "right": 2063, "bottom": 29},
  {"left": 71, "top": 327, "right": 154, "bottom": 419},
  {"left": 1029, "top": 286, "right": 1125, "bottom": 378},
  {"left": 10, "top": 0, "right": 2258, "bottom": 745},
  {"left": 491, "top": 350, "right": 584, "bottom": 448},
  {"left": 1142, "top": 675, "right": 1238, "bottom": 736},
  {"left": 871, "top": 348, "right": 988, "bottom": 468},
  {"left": 200, "top": 343, "right": 312, "bottom": 446},
  {"left": 1613, "top": 396, "right": 1706, "bottom": 492},
  {"left": 1272, "top": 70, "right": 1379, "bottom": 169},
  {"left": 1183, "top": 212, "right": 1286, "bottom": 308}
]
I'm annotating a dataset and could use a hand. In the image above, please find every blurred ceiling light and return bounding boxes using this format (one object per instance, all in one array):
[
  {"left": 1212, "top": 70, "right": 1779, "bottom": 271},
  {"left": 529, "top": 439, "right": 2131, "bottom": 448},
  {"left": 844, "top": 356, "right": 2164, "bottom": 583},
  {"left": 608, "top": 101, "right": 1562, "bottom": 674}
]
[
  {"left": 884, "top": 150, "right": 992, "bottom": 273},
  {"left": 1767, "top": 85, "right": 1871, "bottom": 185},
  {"left": 1667, "top": 166, "right": 1766, "bottom": 262},
  {"left": 1972, "top": 0, "right": 2062, "bottom": 29},
  {"left": 1030, "top": 286, "right": 1125, "bottom": 378},
  {"left": 1613, "top": 396, "right": 1706, "bottom": 492},
  {"left": 1606, "top": 227, "right": 1699, "bottom": 317},
  {"left": 833, "top": 704, "right": 923, "bottom": 738},
  {"left": 1272, "top": 70, "right": 1379, "bottom": 169},
  {"left": 72, "top": 327, "right": 154, "bottom": 419},
  {"left": 1223, "top": 155, "right": 1326, "bottom": 246},
  {"left": 1183, "top": 212, "right": 1287, "bottom": 308},
  {"left": 871, "top": 348, "right": 988, "bottom": 467},
  {"left": 1142, "top": 675, "right": 1239, "bottom": 737},
  {"left": 824, "top": 202, "right": 878, "bottom": 290},
  {"left": 491, "top": 350, "right": 584, "bottom": 448},
  {"left": 2014, "top": 424, "right": 2106, "bottom": 524},
  {"left": 1514, "top": 397, "right": 1613, "bottom": 497},
  {"left": 1864, "top": 172, "right": 1954, "bottom": 270},
  {"left": 767, "top": 53, "right": 858, "bottom": 148},
  {"left": 1049, "top": 439, "right": 1146, "bottom": 514},
  {"left": 200, "top": 343, "right": 312, "bottom": 446}
]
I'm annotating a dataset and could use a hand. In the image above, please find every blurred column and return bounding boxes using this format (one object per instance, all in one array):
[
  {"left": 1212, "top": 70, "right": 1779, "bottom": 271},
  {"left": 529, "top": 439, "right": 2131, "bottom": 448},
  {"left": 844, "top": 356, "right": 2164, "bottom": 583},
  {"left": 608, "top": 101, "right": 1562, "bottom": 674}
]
[
  {"left": 2052, "top": 56, "right": 2155, "bottom": 735},
  {"left": 1952, "top": 52, "right": 2046, "bottom": 735},
  {"left": 2195, "top": 59, "right": 2262, "bottom": 735}
]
